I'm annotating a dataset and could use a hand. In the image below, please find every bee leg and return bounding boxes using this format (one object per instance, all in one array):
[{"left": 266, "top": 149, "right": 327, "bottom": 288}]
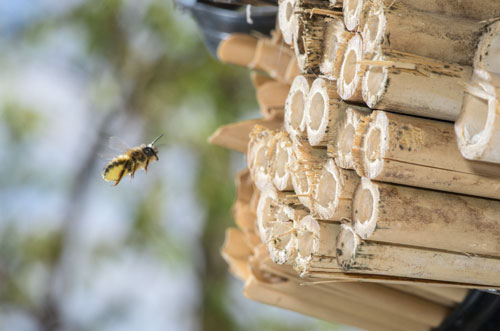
[
  {"left": 144, "top": 159, "right": 150, "bottom": 173},
  {"left": 130, "top": 162, "right": 137, "bottom": 179},
  {"left": 114, "top": 160, "right": 131, "bottom": 186}
]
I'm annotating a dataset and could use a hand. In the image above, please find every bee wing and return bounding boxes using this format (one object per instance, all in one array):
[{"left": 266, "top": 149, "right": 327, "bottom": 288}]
[{"left": 108, "top": 136, "right": 130, "bottom": 153}]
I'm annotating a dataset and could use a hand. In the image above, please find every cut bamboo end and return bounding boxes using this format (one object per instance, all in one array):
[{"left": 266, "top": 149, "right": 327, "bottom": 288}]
[
  {"left": 361, "top": 1, "right": 482, "bottom": 65},
  {"left": 305, "top": 78, "right": 341, "bottom": 146},
  {"left": 337, "top": 224, "right": 500, "bottom": 287},
  {"left": 333, "top": 106, "right": 371, "bottom": 169},
  {"left": 293, "top": 14, "right": 324, "bottom": 73},
  {"left": 295, "top": 216, "right": 340, "bottom": 274},
  {"left": 247, "top": 126, "right": 280, "bottom": 190},
  {"left": 272, "top": 133, "right": 295, "bottom": 191},
  {"left": 311, "top": 158, "right": 359, "bottom": 220},
  {"left": 217, "top": 34, "right": 260, "bottom": 69},
  {"left": 251, "top": 38, "right": 294, "bottom": 83},
  {"left": 221, "top": 228, "right": 253, "bottom": 281},
  {"left": 267, "top": 219, "right": 298, "bottom": 264},
  {"left": 474, "top": 21, "right": 500, "bottom": 74},
  {"left": 285, "top": 75, "right": 314, "bottom": 144},
  {"left": 353, "top": 110, "right": 500, "bottom": 199},
  {"left": 338, "top": 33, "right": 365, "bottom": 102},
  {"left": 455, "top": 69, "right": 500, "bottom": 163},
  {"left": 279, "top": 0, "right": 298, "bottom": 45},
  {"left": 361, "top": 51, "right": 471, "bottom": 121},
  {"left": 352, "top": 178, "right": 500, "bottom": 256},
  {"left": 320, "top": 18, "right": 354, "bottom": 80},
  {"left": 342, "top": 0, "right": 369, "bottom": 32},
  {"left": 284, "top": 56, "right": 302, "bottom": 84}
]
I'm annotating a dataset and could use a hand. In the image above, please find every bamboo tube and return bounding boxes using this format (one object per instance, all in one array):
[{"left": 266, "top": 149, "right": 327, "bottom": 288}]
[
  {"left": 455, "top": 69, "right": 500, "bottom": 163},
  {"left": 398, "top": 0, "right": 500, "bottom": 21},
  {"left": 386, "top": 284, "right": 457, "bottom": 307},
  {"left": 250, "top": 72, "right": 274, "bottom": 89},
  {"left": 208, "top": 116, "right": 282, "bottom": 153},
  {"left": 337, "top": 34, "right": 365, "bottom": 102},
  {"left": 342, "top": 0, "right": 371, "bottom": 32},
  {"left": 293, "top": 14, "right": 324, "bottom": 73},
  {"left": 304, "top": 78, "right": 342, "bottom": 146},
  {"left": 354, "top": 110, "right": 500, "bottom": 199},
  {"left": 331, "top": 106, "right": 370, "bottom": 170},
  {"left": 310, "top": 158, "right": 359, "bottom": 220},
  {"left": 337, "top": 225, "right": 500, "bottom": 286},
  {"left": 272, "top": 133, "right": 294, "bottom": 191},
  {"left": 361, "top": 2, "right": 482, "bottom": 65},
  {"left": 250, "top": 38, "right": 294, "bottom": 83},
  {"left": 284, "top": 75, "right": 314, "bottom": 144},
  {"left": 248, "top": 126, "right": 281, "bottom": 190},
  {"left": 294, "top": 216, "right": 340, "bottom": 272},
  {"left": 256, "top": 80, "right": 290, "bottom": 117},
  {"left": 361, "top": 51, "right": 472, "bottom": 121},
  {"left": 474, "top": 21, "right": 500, "bottom": 74},
  {"left": 266, "top": 217, "right": 298, "bottom": 265},
  {"left": 352, "top": 178, "right": 500, "bottom": 256},
  {"left": 408, "top": 284, "right": 468, "bottom": 304},
  {"left": 284, "top": 56, "right": 301, "bottom": 84},
  {"left": 217, "top": 34, "right": 261, "bottom": 69},
  {"left": 319, "top": 17, "right": 354, "bottom": 80},
  {"left": 233, "top": 169, "right": 257, "bottom": 232},
  {"left": 290, "top": 142, "right": 327, "bottom": 209},
  {"left": 279, "top": 0, "right": 298, "bottom": 45}
]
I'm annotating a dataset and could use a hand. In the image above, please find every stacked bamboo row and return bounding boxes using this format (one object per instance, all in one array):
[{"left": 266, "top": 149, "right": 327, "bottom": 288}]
[{"left": 212, "top": 0, "right": 500, "bottom": 329}]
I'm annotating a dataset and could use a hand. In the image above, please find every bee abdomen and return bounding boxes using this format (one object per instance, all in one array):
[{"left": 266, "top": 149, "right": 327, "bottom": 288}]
[{"left": 102, "top": 155, "right": 130, "bottom": 181}]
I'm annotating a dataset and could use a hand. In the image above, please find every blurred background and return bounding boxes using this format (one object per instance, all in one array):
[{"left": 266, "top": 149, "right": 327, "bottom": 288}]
[{"left": 0, "top": 1, "right": 339, "bottom": 330}]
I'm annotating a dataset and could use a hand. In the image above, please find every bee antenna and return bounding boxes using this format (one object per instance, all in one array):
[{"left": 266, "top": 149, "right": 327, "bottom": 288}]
[{"left": 150, "top": 134, "right": 164, "bottom": 146}]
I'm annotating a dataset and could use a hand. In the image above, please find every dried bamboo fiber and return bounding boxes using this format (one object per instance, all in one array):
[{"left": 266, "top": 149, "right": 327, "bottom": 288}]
[
  {"left": 455, "top": 69, "right": 500, "bottom": 163},
  {"left": 361, "top": 51, "right": 472, "bottom": 121},
  {"left": 337, "top": 225, "right": 500, "bottom": 287},
  {"left": 311, "top": 158, "right": 359, "bottom": 220},
  {"left": 354, "top": 110, "right": 500, "bottom": 199}
]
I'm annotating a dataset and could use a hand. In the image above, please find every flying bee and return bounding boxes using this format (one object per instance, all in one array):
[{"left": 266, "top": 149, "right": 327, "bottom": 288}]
[{"left": 102, "top": 134, "right": 163, "bottom": 186}]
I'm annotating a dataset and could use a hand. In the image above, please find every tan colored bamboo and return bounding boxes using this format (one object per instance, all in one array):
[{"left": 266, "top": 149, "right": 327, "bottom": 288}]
[
  {"left": 250, "top": 72, "right": 274, "bottom": 89},
  {"left": 232, "top": 169, "right": 257, "bottom": 232},
  {"left": 221, "top": 228, "right": 253, "bottom": 281},
  {"left": 284, "top": 75, "right": 314, "bottom": 144},
  {"left": 310, "top": 158, "right": 359, "bottom": 220},
  {"left": 408, "top": 284, "right": 468, "bottom": 304},
  {"left": 354, "top": 110, "right": 500, "bottom": 199},
  {"left": 352, "top": 177, "right": 500, "bottom": 256},
  {"left": 474, "top": 21, "right": 500, "bottom": 74},
  {"left": 305, "top": 78, "right": 341, "bottom": 146},
  {"left": 295, "top": 216, "right": 340, "bottom": 272},
  {"left": 247, "top": 126, "right": 279, "bottom": 190},
  {"left": 337, "top": 225, "right": 500, "bottom": 286},
  {"left": 208, "top": 116, "right": 282, "bottom": 153},
  {"left": 361, "top": 2, "right": 482, "bottom": 65},
  {"left": 455, "top": 69, "right": 500, "bottom": 163},
  {"left": 338, "top": 33, "right": 365, "bottom": 102},
  {"left": 279, "top": 0, "right": 298, "bottom": 45},
  {"left": 293, "top": 13, "right": 324, "bottom": 73},
  {"left": 319, "top": 17, "right": 354, "bottom": 80},
  {"left": 290, "top": 142, "right": 327, "bottom": 209},
  {"left": 361, "top": 51, "right": 472, "bottom": 121},
  {"left": 272, "top": 132, "right": 294, "bottom": 191},
  {"left": 342, "top": 0, "right": 371, "bottom": 32},
  {"left": 217, "top": 34, "right": 260, "bottom": 69},
  {"left": 331, "top": 106, "right": 371, "bottom": 169},
  {"left": 284, "top": 56, "right": 302, "bottom": 83},
  {"left": 385, "top": 284, "right": 457, "bottom": 307},
  {"left": 397, "top": 0, "right": 500, "bottom": 21},
  {"left": 256, "top": 80, "right": 290, "bottom": 117},
  {"left": 250, "top": 38, "right": 295, "bottom": 83}
]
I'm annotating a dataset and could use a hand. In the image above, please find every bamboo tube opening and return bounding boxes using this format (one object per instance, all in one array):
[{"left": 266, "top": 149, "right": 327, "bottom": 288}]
[
  {"left": 352, "top": 178, "right": 378, "bottom": 238},
  {"left": 257, "top": 194, "right": 278, "bottom": 242},
  {"left": 290, "top": 90, "right": 306, "bottom": 130},
  {"left": 336, "top": 225, "right": 359, "bottom": 268},
  {"left": 285, "top": 76, "right": 312, "bottom": 144},
  {"left": 297, "top": 229, "right": 314, "bottom": 257},
  {"left": 316, "top": 168, "right": 336, "bottom": 210},
  {"left": 309, "top": 92, "right": 325, "bottom": 131},
  {"left": 338, "top": 124, "right": 355, "bottom": 155},
  {"left": 474, "top": 21, "right": 500, "bottom": 74},
  {"left": 363, "top": 60, "right": 388, "bottom": 108},
  {"left": 338, "top": 35, "right": 364, "bottom": 101},
  {"left": 279, "top": 0, "right": 297, "bottom": 45},
  {"left": 363, "top": 10, "right": 382, "bottom": 47},
  {"left": 455, "top": 70, "right": 500, "bottom": 163},
  {"left": 270, "top": 222, "right": 294, "bottom": 251},
  {"left": 273, "top": 136, "right": 294, "bottom": 191},
  {"left": 285, "top": 1, "right": 293, "bottom": 21},
  {"left": 275, "top": 146, "right": 289, "bottom": 179},
  {"left": 343, "top": 0, "right": 363, "bottom": 31}
]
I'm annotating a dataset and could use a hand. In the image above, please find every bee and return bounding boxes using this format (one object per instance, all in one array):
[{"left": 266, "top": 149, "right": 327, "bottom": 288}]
[{"left": 102, "top": 134, "right": 163, "bottom": 186}]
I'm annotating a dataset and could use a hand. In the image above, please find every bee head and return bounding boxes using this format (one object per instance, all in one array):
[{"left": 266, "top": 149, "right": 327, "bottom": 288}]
[{"left": 145, "top": 134, "right": 163, "bottom": 161}]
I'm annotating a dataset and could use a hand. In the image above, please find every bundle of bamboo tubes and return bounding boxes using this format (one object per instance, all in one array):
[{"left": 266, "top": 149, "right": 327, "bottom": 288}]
[{"left": 210, "top": 1, "right": 500, "bottom": 329}]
